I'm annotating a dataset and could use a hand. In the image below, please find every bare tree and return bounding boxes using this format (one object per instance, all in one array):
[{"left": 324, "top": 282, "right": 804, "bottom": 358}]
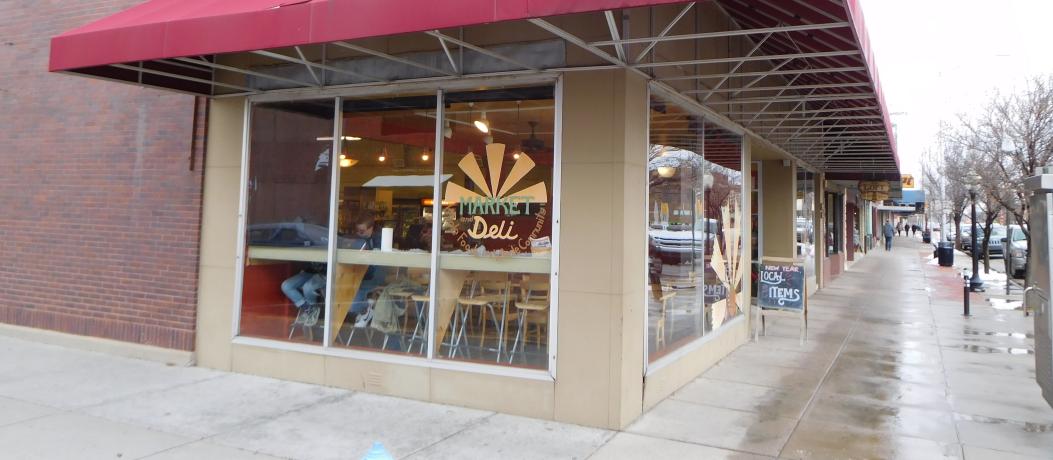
[
  {"left": 923, "top": 126, "right": 970, "bottom": 249},
  {"left": 951, "top": 76, "right": 1053, "bottom": 259}
]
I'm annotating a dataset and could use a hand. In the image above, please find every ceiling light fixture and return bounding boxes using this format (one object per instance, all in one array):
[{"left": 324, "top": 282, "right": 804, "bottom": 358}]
[
  {"left": 474, "top": 111, "right": 490, "bottom": 133},
  {"left": 443, "top": 121, "right": 453, "bottom": 139},
  {"left": 421, "top": 151, "right": 430, "bottom": 161},
  {"left": 317, "top": 136, "right": 362, "bottom": 142}
]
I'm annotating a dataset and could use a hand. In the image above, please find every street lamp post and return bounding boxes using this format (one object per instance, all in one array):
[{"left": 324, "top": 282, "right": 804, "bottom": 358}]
[{"left": 968, "top": 173, "right": 984, "bottom": 291}]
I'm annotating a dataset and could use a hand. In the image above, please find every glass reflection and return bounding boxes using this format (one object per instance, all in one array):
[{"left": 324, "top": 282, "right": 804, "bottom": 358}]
[
  {"left": 240, "top": 99, "right": 335, "bottom": 345},
  {"left": 647, "top": 94, "right": 744, "bottom": 362},
  {"left": 796, "top": 168, "right": 816, "bottom": 284},
  {"left": 330, "top": 94, "right": 436, "bottom": 355}
]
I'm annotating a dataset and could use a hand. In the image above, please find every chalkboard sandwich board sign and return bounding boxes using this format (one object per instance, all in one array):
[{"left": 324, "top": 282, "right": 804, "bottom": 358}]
[
  {"left": 758, "top": 262, "right": 805, "bottom": 311},
  {"left": 754, "top": 257, "right": 808, "bottom": 345}
]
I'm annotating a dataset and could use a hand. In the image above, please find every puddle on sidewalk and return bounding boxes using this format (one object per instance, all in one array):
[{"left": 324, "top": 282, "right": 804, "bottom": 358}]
[
  {"left": 950, "top": 344, "right": 1033, "bottom": 355},
  {"left": 955, "top": 413, "right": 1053, "bottom": 433},
  {"left": 961, "top": 329, "right": 1033, "bottom": 339}
]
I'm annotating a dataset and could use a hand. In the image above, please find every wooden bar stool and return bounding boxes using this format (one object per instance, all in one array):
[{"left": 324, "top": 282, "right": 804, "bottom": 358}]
[{"left": 508, "top": 279, "right": 549, "bottom": 363}]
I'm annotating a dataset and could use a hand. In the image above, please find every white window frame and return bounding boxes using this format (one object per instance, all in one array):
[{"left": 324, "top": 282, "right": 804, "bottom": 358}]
[{"left": 231, "top": 73, "right": 563, "bottom": 381}]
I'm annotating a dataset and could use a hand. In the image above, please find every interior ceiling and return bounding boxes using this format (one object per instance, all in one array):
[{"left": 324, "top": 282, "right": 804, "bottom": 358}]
[{"left": 52, "top": 0, "right": 898, "bottom": 179}]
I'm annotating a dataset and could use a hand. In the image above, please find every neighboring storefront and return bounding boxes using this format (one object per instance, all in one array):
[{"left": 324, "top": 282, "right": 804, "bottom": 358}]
[{"left": 48, "top": 0, "right": 901, "bottom": 428}]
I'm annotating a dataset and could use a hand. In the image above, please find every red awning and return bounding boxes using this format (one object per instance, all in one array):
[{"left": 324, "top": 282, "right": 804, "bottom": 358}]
[
  {"left": 49, "top": 0, "right": 900, "bottom": 177},
  {"left": 50, "top": 0, "right": 686, "bottom": 72}
]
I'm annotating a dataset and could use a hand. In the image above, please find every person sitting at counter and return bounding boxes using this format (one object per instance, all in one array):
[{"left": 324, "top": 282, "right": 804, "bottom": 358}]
[
  {"left": 348, "top": 211, "right": 389, "bottom": 327},
  {"left": 281, "top": 263, "right": 325, "bottom": 326}
]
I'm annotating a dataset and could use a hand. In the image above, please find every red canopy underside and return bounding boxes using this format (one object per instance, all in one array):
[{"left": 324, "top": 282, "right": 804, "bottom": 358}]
[
  {"left": 49, "top": 0, "right": 899, "bottom": 177},
  {"left": 50, "top": 0, "right": 688, "bottom": 72}
]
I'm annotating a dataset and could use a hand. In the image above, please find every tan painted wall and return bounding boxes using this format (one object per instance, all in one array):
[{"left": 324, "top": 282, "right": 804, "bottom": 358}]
[
  {"left": 761, "top": 160, "right": 796, "bottom": 260},
  {"left": 196, "top": 97, "right": 245, "bottom": 370},
  {"left": 555, "top": 69, "right": 648, "bottom": 429}
]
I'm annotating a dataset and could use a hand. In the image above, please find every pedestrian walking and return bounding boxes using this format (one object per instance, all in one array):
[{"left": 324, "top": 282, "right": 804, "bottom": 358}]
[
  {"left": 912, "top": 225, "right": 918, "bottom": 237},
  {"left": 883, "top": 219, "right": 895, "bottom": 251},
  {"left": 896, "top": 221, "right": 903, "bottom": 236}
]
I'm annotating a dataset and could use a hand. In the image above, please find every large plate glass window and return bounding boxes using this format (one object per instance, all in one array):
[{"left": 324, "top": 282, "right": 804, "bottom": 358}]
[
  {"left": 647, "top": 95, "right": 706, "bottom": 360},
  {"left": 646, "top": 93, "right": 745, "bottom": 363},
  {"left": 825, "top": 192, "right": 842, "bottom": 257},
  {"left": 701, "top": 121, "right": 744, "bottom": 334},
  {"left": 329, "top": 94, "right": 437, "bottom": 354},
  {"left": 796, "top": 168, "right": 816, "bottom": 285},
  {"left": 434, "top": 86, "right": 555, "bottom": 370},
  {"left": 240, "top": 99, "right": 335, "bottom": 344}
]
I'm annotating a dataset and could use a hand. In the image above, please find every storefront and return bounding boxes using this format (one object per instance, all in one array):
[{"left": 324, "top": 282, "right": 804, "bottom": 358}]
[{"left": 49, "top": 0, "right": 900, "bottom": 428}]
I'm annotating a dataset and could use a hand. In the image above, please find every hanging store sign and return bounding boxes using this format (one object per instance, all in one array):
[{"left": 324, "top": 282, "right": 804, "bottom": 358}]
[
  {"left": 858, "top": 180, "right": 890, "bottom": 202},
  {"left": 901, "top": 174, "right": 915, "bottom": 189}
]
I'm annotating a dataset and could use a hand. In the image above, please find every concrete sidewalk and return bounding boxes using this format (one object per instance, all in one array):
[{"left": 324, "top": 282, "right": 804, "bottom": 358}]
[{"left": 1, "top": 237, "right": 1052, "bottom": 459}]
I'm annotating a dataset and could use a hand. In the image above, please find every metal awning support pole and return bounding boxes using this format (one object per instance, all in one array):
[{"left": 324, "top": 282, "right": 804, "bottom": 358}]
[
  {"left": 660, "top": 66, "right": 866, "bottom": 82},
  {"left": 528, "top": 19, "right": 627, "bottom": 69},
  {"left": 170, "top": 57, "right": 312, "bottom": 88},
  {"left": 592, "top": 21, "right": 849, "bottom": 47},
  {"left": 604, "top": 11, "right": 626, "bottom": 62},
  {"left": 435, "top": 35, "right": 460, "bottom": 75},
  {"left": 331, "top": 41, "right": 456, "bottom": 76},
  {"left": 701, "top": 31, "right": 775, "bottom": 102},
  {"left": 425, "top": 31, "right": 539, "bottom": 71},
  {"left": 632, "top": 2, "right": 695, "bottom": 63},
  {"left": 251, "top": 49, "right": 384, "bottom": 83},
  {"left": 294, "top": 46, "right": 322, "bottom": 86}
]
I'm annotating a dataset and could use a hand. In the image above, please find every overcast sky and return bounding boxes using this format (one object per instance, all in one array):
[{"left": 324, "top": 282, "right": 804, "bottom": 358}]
[{"left": 859, "top": 0, "right": 1053, "bottom": 186}]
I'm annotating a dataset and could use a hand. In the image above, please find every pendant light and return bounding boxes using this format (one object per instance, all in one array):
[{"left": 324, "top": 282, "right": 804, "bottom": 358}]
[
  {"left": 443, "top": 120, "right": 453, "bottom": 139},
  {"left": 474, "top": 111, "right": 490, "bottom": 133}
]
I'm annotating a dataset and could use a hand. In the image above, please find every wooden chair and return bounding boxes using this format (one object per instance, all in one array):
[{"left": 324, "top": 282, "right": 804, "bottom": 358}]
[
  {"left": 476, "top": 278, "right": 515, "bottom": 360},
  {"left": 400, "top": 269, "right": 430, "bottom": 355},
  {"left": 654, "top": 287, "right": 676, "bottom": 351},
  {"left": 448, "top": 275, "right": 485, "bottom": 358}
]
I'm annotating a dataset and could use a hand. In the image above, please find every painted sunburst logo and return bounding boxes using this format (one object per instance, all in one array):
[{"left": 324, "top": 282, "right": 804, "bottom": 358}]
[{"left": 443, "top": 143, "right": 548, "bottom": 205}]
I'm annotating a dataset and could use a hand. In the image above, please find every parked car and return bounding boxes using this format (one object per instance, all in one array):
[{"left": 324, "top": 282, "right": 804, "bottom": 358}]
[
  {"left": 248, "top": 222, "right": 357, "bottom": 248},
  {"left": 650, "top": 228, "right": 701, "bottom": 264},
  {"left": 965, "top": 225, "right": 1006, "bottom": 257},
  {"left": 960, "top": 229, "right": 972, "bottom": 250},
  {"left": 1004, "top": 225, "right": 1028, "bottom": 278},
  {"left": 648, "top": 222, "right": 715, "bottom": 265}
]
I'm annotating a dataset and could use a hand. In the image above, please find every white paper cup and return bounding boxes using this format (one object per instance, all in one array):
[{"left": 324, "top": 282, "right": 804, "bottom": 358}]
[{"left": 381, "top": 227, "right": 394, "bottom": 252}]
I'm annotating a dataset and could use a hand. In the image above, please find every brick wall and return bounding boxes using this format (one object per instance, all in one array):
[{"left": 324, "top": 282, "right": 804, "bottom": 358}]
[{"left": 0, "top": 1, "right": 204, "bottom": 350}]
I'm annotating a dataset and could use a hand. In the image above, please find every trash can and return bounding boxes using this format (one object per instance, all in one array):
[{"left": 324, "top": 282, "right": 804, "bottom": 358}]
[
  {"left": 922, "top": 230, "right": 932, "bottom": 243},
  {"left": 937, "top": 241, "right": 954, "bottom": 267}
]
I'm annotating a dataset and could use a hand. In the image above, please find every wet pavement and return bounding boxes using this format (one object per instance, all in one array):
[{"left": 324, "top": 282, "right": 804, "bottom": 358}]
[
  {"left": 0, "top": 237, "right": 1051, "bottom": 459},
  {"left": 626, "top": 237, "right": 1053, "bottom": 459}
]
